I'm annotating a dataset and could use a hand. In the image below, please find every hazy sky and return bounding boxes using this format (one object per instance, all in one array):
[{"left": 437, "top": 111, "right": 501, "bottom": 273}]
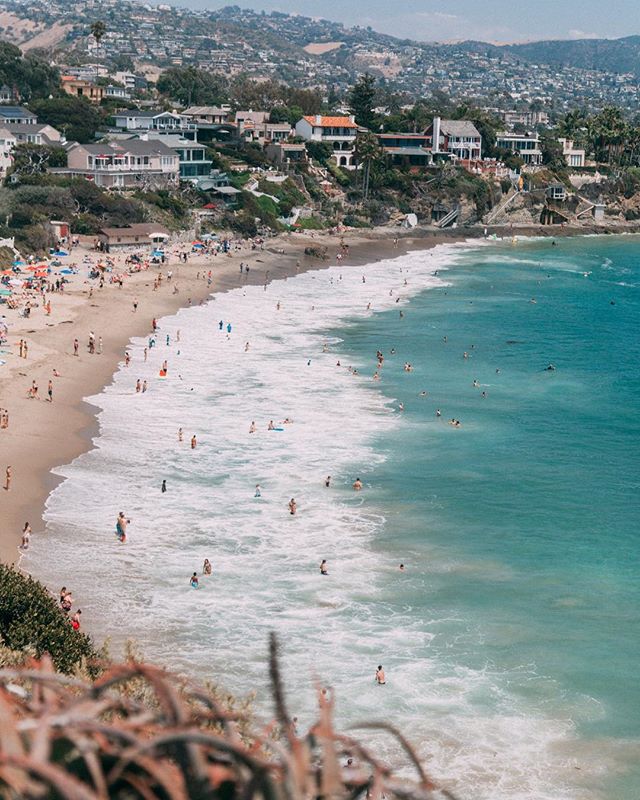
[{"left": 171, "top": 0, "right": 638, "bottom": 43}]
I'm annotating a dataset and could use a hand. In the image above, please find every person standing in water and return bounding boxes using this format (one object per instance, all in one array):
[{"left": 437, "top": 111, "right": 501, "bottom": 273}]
[
  {"left": 203, "top": 559, "right": 212, "bottom": 575},
  {"left": 255, "top": 484, "right": 262, "bottom": 497},
  {"left": 320, "top": 559, "right": 328, "bottom": 575},
  {"left": 190, "top": 572, "right": 199, "bottom": 588},
  {"left": 116, "top": 512, "right": 129, "bottom": 542},
  {"left": 325, "top": 475, "right": 331, "bottom": 488},
  {"left": 288, "top": 498, "right": 297, "bottom": 515},
  {"left": 161, "top": 479, "right": 166, "bottom": 493},
  {"left": 191, "top": 434, "right": 197, "bottom": 449},
  {"left": 375, "top": 665, "right": 386, "bottom": 685},
  {"left": 353, "top": 478, "right": 363, "bottom": 491}
]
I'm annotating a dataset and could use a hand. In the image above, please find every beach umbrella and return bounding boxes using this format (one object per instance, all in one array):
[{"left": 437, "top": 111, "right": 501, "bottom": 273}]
[{"left": 35, "top": 271, "right": 48, "bottom": 278}]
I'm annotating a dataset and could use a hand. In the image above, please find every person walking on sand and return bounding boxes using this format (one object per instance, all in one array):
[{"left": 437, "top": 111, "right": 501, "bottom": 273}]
[
  {"left": 4, "top": 465, "right": 12, "bottom": 491},
  {"left": 73, "top": 338, "right": 79, "bottom": 356},
  {"left": 288, "top": 498, "right": 297, "bottom": 515},
  {"left": 375, "top": 665, "right": 386, "bottom": 685},
  {"left": 47, "top": 380, "right": 53, "bottom": 403}
]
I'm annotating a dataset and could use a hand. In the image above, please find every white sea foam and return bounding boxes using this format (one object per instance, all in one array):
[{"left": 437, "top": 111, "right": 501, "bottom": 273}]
[{"left": 27, "top": 241, "right": 612, "bottom": 799}]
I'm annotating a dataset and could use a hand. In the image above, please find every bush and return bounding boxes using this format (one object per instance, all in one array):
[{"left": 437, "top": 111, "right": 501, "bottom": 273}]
[{"left": 0, "top": 565, "right": 96, "bottom": 674}]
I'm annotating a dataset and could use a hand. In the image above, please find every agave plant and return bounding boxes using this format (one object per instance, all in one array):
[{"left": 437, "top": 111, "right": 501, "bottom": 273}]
[{"left": 0, "top": 633, "right": 457, "bottom": 800}]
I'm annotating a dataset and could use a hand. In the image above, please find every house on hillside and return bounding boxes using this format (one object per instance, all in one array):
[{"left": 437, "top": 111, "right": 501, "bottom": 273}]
[
  {"left": 495, "top": 131, "right": 543, "bottom": 165},
  {"left": 265, "top": 141, "right": 307, "bottom": 167},
  {"left": 0, "top": 128, "right": 17, "bottom": 176},
  {"left": 0, "top": 123, "right": 62, "bottom": 147},
  {"left": 424, "top": 117, "right": 482, "bottom": 161},
  {"left": 295, "top": 114, "right": 358, "bottom": 169},
  {"left": 241, "top": 121, "right": 292, "bottom": 146},
  {"left": 112, "top": 110, "right": 192, "bottom": 133},
  {"left": 61, "top": 77, "right": 104, "bottom": 104},
  {"left": 55, "top": 141, "right": 179, "bottom": 188},
  {"left": 558, "top": 138, "right": 586, "bottom": 168},
  {"left": 0, "top": 106, "right": 37, "bottom": 125},
  {"left": 143, "top": 132, "right": 212, "bottom": 180},
  {"left": 184, "top": 106, "right": 230, "bottom": 125},
  {"left": 376, "top": 133, "right": 433, "bottom": 169}
]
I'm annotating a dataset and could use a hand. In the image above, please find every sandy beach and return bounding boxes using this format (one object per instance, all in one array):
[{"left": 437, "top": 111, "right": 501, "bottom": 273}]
[{"left": 1, "top": 220, "right": 632, "bottom": 564}]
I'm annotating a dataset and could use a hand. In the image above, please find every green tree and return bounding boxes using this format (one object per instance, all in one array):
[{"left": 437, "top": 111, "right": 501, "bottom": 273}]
[
  {"left": 0, "top": 42, "right": 59, "bottom": 101},
  {"left": 354, "top": 130, "right": 384, "bottom": 200},
  {"left": 157, "top": 66, "right": 227, "bottom": 106},
  {"left": 349, "top": 73, "right": 376, "bottom": 129},
  {"left": 29, "top": 96, "right": 104, "bottom": 143},
  {"left": 9, "top": 143, "right": 67, "bottom": 177},
  {"left": 589, "top": 107, "right": 628, "bottom": 164}
]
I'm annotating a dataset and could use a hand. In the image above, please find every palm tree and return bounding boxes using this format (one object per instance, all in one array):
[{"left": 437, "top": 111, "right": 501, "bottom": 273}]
[
  {"left": 90, "top": 21, "right": 106, "bottom": 85},
  {"left": 354, "top": 131, "right": 383, "bottom": 201}
]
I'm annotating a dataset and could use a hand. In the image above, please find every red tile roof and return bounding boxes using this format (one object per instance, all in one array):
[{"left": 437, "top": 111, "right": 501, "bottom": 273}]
[{"left": 302, "top": 115, "right": 357, "bottom": 128}]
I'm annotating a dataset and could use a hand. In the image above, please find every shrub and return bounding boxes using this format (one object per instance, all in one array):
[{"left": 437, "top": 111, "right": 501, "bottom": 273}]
[{"left": 0, "top": 565, "right": 96, "bottom": 674}]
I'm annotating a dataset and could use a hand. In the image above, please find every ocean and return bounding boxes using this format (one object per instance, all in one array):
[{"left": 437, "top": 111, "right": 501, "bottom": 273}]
[{"left": 27, "top": 234, "right": 640, "bottom": 799}]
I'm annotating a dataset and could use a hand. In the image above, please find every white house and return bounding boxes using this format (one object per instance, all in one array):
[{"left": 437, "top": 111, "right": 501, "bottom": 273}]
[
  {"left": 558, "top": 138, "right": 586, "bottom": 168},
  {"left": 0, "top": 128, "right": 17, "bottom": 176},
  {"left": 0, "top": 106, "right": 37, "bottom": 125},
  {"left": 495, "top": 132, "right": 543, "bottom": 165},
  {"left": 112, "top": 110, "right": 192, "bottom": 132},
  {"left": 294, "top": 114, "right": 358, "bottom": 169}
]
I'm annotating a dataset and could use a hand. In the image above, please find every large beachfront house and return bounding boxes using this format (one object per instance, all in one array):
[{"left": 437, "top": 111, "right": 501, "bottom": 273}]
[
  {"left": 56, "top": 141, "right": 180, "bottom": 188},
  {"left": 294, "top": 115, "right": 358, "bottom": 169},
  {"left": 495, "top": 132, "right": 543, "bottom": 165},
  {"left": 424, "top": 117, "right": 482, "bottom": 161},
  {"left": 143, "top": 132, "right": 212, "bottom": 180},
  {"left": 376, "top": 133, "right": 433, "bottom": 169}
]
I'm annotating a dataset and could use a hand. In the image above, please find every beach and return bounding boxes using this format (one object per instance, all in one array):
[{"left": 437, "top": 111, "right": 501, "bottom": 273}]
[
  {"left": 0, "top": 220, "right": 633, "bottom": 564},
  {"left": 0, "top": 225, "right": 480, "bottom": 563}
]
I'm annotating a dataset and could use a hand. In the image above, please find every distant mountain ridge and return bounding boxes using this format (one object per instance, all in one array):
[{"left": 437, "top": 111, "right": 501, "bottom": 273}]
[{"left": 475, "top": 36, "right": 640, "bottom": 76}]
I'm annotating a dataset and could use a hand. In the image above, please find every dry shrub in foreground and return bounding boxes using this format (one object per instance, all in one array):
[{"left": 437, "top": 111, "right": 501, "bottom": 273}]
[{"left": 0, "top": 633, "right": 458, "bottom": 800}]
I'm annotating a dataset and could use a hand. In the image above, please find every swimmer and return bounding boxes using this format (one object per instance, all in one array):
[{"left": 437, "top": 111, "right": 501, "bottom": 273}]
[
  {"left": 288, "top": 498, "right": 297, "bottom": 515},
  {"left": 419, "top": 390, "right": 427, "bottom": 396},
  {"left": 375, "top": 665, "right": 386, "bottom": 685},
  {"left": 203, "top": 559, "right": 212, "bottom": 575},
  {"left": 436, "top": 409, "right": 441, "bottom": 417},
  {"left": 398, "top": 402, "right": 404, "bottom": 412},
  {"left": 320, "top": 559, "right": 328, "bottom": 575},
  {"left": 190, "top": 572, "right": 199, "bottom": 589},
  {"left": 473, "top": 379, "right": 480, "bottom": 388},
  {"left": 399, "top": 563, "right": 405, "bottom": 571},
  {"left": 353, "top": 478, "right": 363, "bottom": 491}
]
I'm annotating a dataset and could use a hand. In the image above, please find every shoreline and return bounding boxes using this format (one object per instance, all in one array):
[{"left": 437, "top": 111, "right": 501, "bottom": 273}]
[{"left": 1, "top": 220, "right": 637, "bottom": 566}]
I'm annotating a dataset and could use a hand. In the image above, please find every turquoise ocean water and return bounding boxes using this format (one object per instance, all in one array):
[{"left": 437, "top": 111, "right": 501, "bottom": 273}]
[
  {"left": 29, "top": 234, "right": 640, "bottom": 799},
  {"left": 334, "top": 235, "right": 640, "bottom": 797}
]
